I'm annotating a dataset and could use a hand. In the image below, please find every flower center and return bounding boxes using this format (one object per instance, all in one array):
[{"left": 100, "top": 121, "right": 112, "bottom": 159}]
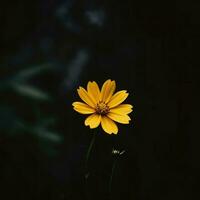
[{"left": 95, "top": 102, "right": 109, "bottom": 115}]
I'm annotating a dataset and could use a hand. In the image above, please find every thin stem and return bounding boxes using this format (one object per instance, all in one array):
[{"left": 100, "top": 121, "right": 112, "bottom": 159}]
[
  {"left": 109, "top": 157, "right": 119, "bottom": 194},
  {"left": 85, "top": 133, "right": 96, "bottom": 178},
  {"left": 84, "top": 132, "right": 96, "bottom": 200}
]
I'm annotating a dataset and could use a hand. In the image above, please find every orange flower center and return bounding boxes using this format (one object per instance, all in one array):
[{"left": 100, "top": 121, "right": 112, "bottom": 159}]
[{"left": 95, "top": 102, "right": 110, "bottom": 115}]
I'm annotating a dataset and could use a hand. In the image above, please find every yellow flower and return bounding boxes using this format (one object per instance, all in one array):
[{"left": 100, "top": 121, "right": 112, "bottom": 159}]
[{"left": 72, "top": 79, "right": 133, "bottom": 134}]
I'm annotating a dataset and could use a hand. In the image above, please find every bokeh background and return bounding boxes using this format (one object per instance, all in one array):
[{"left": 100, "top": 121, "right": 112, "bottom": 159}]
[{"left": 1, "top": 1, "right": 199, "bottom": 200}]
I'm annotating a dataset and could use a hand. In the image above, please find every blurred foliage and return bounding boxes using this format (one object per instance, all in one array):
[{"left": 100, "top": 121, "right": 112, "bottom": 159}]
[
  {"left": 0, "top": 0, "right": 109, "bottom": 157},
  {"left": 0, "top": 63, "right": 63, "bottom": 155},
  {"left": 0, "top": 1, "right": 111, "bottom": 198}
]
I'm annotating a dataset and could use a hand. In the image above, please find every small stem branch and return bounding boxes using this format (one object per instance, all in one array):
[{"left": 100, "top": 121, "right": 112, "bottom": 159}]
[{"left": 109, "top": 157, "right": 119, "bottom": 194}]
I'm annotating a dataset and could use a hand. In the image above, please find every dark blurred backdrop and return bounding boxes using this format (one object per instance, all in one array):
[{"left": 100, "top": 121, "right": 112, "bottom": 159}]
[{"left": 0, "top": 0, "right": 199, "bottom": 200}]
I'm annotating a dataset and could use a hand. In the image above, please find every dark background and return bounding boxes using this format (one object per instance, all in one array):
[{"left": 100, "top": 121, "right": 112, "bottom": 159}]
[{"left": 0, "top": 0, "right": 199, "bottom": 200}]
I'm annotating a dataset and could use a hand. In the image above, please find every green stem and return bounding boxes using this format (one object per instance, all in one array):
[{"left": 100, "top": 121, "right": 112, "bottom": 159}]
[
  {"left": 85, "top": 133, "right": 96, "bottom": 178},
  {"left": 109, "top": 157, "right": 118, "bottom": 194}
]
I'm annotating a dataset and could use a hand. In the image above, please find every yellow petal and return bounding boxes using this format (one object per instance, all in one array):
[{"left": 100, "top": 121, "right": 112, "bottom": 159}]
[
  {"left": 101, "top": 116, "right": 118, "bottom": 134},
  {"left": 105, "top": 80, "right": 116, "bottom": 103},
  {"left": 77, "top": 87, "right": 96, "bottom": 108},
  {"left": 100, "top": 79, "right": 111, "bottom": 101},
  {"left": 110, "top": 104, "right": 133, "bottom": 115},
  {"left": 107, "top": 112, "right": 131, "bottom": 124},
  {"left": 107, "top": 90, "right": 129, "bottom": 108},
  {"left": 100, "top": 80, "right": 116, "bottom": 103},
  {"left": 85, "top": 114, "right": 101, "bottom": 128},
  {"left": 72, "top": 102, "right": 95, "bottom": 114},
  {"left": 87, "top": 81, "right": 101, "bottom": 102}
]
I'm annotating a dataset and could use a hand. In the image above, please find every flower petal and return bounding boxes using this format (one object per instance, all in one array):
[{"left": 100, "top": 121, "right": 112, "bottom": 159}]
[
  {"left": 100, "top": 80, "right": 116, "bottom": 103},
  {"left": 101, "top": 116, "right": 118, "bottom": 134},
  {"left": 110, "top": 104, "right": 133, "bottom": 115},
  {"left": 107, "top": 90, "right": 129, "bottom": 108},
  {"left": 72, "top": 102, "right": 95, "bottom": 114},
  {"left": 77, "top": 87, "right": 96, "bottom": 108},
  {"left": 107, "top": 112, "right": 131, "bottom": 124},
  {"left": 100, "top": 79, "right": 111, "bottom": 101},
  {"left": 105, "top": 80, "right": 116, "bottom": 103},
  {"left": 87, "top": 81, "right": 101, "bottom": 102},
  {"left": 85, "top": 114, "right": 101, "bottom": 128}
]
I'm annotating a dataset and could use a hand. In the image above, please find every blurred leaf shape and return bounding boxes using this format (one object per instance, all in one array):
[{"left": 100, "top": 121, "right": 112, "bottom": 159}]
[
  {"left": 33, "top": 127, "right": 62, "bottom": 143},
  {"left": 16, "top": 117, "right": 62, "bottom": 143},
  {"left": 14, "top": 63, "right": 53, "bottom": 81},
  {"left": 55, "top": 1, "right": 81, "bottom": 33},
  {"left": 11, "top": 83, "right": 51, "bottom": 101},
  {"left": 64, "top": 49, "right": 89, "bottom": 89},
  {"left": 38, "top": 117, "right": 57, "bottom": 128},
  {"left": 85, "top": 9, "right": 105, "bottom": 27},
  {"left": 16, "top": 120, "right": 62, "bottom": 144}
]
